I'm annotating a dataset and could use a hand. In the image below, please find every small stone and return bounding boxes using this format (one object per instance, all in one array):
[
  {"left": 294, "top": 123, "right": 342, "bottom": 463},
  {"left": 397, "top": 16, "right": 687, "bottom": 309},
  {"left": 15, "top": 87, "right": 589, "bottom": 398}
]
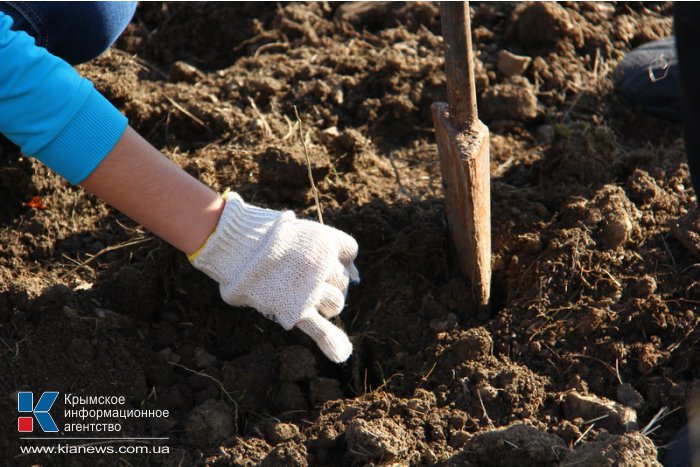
[
  {"left": 321, "top": 126, "right": 340, "bottom": 138},
  {"left": 600, "top": 214, "right": 633, "bottom": 250},
  {"left": 185, "top": 399, "right": 234, "bottom": 446},
  {"left": 497, "top": 50, "right": 532, "bottom": 77},
  {"left": 334, "top": 2, "right": 395, "bottom": 25},
  {"left": 169, "top": 61, "right": 204, "bottom": 83}
]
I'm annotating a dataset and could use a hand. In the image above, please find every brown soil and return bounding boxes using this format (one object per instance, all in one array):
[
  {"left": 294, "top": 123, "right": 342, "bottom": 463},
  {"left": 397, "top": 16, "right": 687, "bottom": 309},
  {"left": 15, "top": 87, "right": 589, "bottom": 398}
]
[{"left": 0, "top": 2, "right": 692, "bottom": 466}]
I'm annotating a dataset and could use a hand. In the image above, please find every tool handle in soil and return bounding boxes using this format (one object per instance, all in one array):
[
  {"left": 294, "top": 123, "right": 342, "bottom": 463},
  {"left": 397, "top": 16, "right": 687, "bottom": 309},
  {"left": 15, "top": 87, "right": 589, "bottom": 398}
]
[{"left": 440, "top": 1, "right": 478, "bottom": 127}]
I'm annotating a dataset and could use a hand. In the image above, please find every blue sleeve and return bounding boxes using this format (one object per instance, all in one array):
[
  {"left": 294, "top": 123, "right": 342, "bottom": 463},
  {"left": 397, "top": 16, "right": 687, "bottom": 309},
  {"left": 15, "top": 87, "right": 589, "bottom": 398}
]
[{"left": 0, "top": 12, "right": 127, "bottom": 185}]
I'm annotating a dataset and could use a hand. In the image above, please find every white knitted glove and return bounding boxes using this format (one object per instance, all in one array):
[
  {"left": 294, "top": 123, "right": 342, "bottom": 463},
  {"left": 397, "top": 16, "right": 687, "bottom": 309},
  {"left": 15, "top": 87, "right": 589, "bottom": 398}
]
[{"left": 190, "top": 192, "right": 359, "bottom": 363}]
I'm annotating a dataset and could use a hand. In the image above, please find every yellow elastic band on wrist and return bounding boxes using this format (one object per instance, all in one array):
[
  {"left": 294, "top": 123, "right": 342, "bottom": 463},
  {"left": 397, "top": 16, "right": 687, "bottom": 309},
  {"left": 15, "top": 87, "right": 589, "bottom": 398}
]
[{"left": 187, "top": 188, "right": 230, "bottom": 262}]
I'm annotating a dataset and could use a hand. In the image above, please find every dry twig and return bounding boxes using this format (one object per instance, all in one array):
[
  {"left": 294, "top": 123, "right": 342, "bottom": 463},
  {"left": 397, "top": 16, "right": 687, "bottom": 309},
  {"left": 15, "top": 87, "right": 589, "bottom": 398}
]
[
  {"left": 248, "top": 97, "right": 274, "bottom": 138},
  {"left": 293, "top": 105, "right": 324, "bottom": 224},
  {"left": 61, "top": 237, "right": 153, "bottom": 279},
  {"left": 164, "top": 95, "right": 211, "bottom": 132}
]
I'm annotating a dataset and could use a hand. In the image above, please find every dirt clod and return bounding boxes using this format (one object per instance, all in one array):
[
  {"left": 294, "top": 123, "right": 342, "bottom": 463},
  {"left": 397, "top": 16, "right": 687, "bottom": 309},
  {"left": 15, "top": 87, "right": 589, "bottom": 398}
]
[
  {"left": 588, "top": 185, "right": 640, "bottom": 250},
  {"left": 563, "top": 391, "right": 638, "bottom": 433},
  {"left": 672, "top": 209, "right": 700, "bottom": 259},
  {"left": 345, "top": 418, "right": 413, "bottom": 462},
  {"left": 450, "top": 423, "right": 567, "bottom": 466},
  {"left": 275, "top": 382, "right": 308, "bottom": 412},
  {"left": 260, "top": 441, "right": 308, "bottom": 467},
  {"left": 194, "top": 347, "right": 217, "bottom": 369},
  {"left": 262, "top": 421, "right": 302, "bottom": 445},
  {"left": 631, "top": 275, "right": 657, "bottom": 298},
  {"left": 279, "top": 345, "right": 318, "bottom": 382},
  {"left": 627, "top": 169, "right": 663, "bottom": 205},
  {"left": 185, "top": 399, "right": 235, "bottom": 446},
  {"left": 449, "top": 327, "right": 494, "bottom": 362},
  {"left": 309, "top": 377, "right": 343, "bottom": 408},
  {"left": 616, "top": 383, "right": 645, "bottom": 410},
  {"left": 480, "top": 76, "right": 539, "bottom": 122},
  {"left": 564, "top": 432, "right": 661, "bottom": 466},
  {"left": 258, "top": 146, "right": 330, "bottom": 200},
  {"left": 513, "top": 2, "right": 579, "bottom": 46}
]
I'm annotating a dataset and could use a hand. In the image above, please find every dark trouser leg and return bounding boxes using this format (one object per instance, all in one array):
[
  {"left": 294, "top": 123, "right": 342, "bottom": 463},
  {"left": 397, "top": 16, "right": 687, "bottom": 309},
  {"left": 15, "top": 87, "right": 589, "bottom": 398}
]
[
  {"left": 0, "top": 1, "right": 137, "bottom": 65},
  {"left": 675, "top": 3, "right": 700, "bottom": 199}
]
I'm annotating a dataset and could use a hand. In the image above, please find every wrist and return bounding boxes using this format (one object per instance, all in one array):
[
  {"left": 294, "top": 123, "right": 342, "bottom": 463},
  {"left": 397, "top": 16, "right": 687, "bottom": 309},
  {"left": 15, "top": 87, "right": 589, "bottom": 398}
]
[
  {"left": 185, "top": 194, "right": 226, "bottom": 259},
  {"left": 190, "top": 192, "right": 290, "bottom": 283}
]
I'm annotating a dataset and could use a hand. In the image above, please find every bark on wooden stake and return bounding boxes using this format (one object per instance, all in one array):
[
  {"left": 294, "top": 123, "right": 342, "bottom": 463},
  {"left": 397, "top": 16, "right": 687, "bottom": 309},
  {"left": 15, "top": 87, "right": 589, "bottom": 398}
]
[{"left": 432, "top": 1, "right": 491, "bottom": 308}]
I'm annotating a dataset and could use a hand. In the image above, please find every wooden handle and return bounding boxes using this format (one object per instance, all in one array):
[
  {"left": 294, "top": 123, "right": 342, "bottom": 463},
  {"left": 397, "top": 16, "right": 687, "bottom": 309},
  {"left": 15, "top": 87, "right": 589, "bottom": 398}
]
[{"left": 440, "top": 1, "right": 477, "bottom": 126}]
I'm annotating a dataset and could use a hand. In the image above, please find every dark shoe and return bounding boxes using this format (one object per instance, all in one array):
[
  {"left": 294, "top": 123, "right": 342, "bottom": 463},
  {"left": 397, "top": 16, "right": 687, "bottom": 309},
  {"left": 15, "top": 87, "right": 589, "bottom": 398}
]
[
  {"left": 661, "top": 424, "right": 692, "bottom": 467},
  {"left": 659, "top": 416, "right": 700, "bottom": 467},
  {"left": 614, "top": 37, "right": 681, "bottom": 121}
]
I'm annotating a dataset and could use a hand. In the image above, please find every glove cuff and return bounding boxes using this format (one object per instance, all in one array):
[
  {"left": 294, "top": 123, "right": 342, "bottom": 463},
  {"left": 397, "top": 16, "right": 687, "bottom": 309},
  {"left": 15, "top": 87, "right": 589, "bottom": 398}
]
[{"left": 190, "top": 191, "right": 291, "bottom": 284}]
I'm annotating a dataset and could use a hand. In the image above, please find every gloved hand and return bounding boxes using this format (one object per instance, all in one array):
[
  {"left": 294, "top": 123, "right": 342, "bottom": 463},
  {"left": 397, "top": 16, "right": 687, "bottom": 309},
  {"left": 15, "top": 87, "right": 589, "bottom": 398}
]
[{"left": 190, "top": 191, "right": 359, "bottom": 362}]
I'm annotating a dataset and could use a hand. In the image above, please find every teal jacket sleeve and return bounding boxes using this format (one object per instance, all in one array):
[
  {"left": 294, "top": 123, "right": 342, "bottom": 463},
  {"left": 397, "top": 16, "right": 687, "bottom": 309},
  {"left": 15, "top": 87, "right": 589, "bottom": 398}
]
[{"left": 0, "top": 12, "right": 127, "bottom": 184}]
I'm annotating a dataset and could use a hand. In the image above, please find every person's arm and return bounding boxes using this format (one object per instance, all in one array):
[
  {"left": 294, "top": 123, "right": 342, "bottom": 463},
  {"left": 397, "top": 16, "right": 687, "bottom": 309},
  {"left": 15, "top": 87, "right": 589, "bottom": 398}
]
[
  {"left": 0, "top": 11, "right": 359, "bottom": 363},
  {"left": 0, "top": 12, "right": 219, "bottom": 254},
  {"left": 83, "top": 125, "right": 358, "bottom": 363},
  {"left": 0, "top": 13, "right": 127, "bottom": 185},
  {"left": 81, "top": 125, "right": 224, "bottom": 255},
  {"left": 83, "top": 127, "right": 359, "bottom": 363}
]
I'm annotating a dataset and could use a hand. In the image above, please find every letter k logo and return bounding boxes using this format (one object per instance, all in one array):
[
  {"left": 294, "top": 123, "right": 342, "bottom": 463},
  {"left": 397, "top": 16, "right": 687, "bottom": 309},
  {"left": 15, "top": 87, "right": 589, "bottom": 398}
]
[{"left": 18, "top": 392, "right": 59, "bottom": 432}]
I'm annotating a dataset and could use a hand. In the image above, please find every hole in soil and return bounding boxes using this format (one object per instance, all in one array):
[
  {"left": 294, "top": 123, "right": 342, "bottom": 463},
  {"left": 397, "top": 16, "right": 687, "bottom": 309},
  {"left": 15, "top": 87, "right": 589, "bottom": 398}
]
[
  {"left": 327, "top": 337, "right": 385, "bottom": 398},
  {"left": 488, "top": 271, "right": 508, "bottom": 316}
]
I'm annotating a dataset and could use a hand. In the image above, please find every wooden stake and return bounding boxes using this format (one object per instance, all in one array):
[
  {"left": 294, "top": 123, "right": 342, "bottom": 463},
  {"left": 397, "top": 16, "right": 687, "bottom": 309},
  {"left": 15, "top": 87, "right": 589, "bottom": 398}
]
[{"left": 432, "top": 1, "right": 491, "bottom": 308}]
